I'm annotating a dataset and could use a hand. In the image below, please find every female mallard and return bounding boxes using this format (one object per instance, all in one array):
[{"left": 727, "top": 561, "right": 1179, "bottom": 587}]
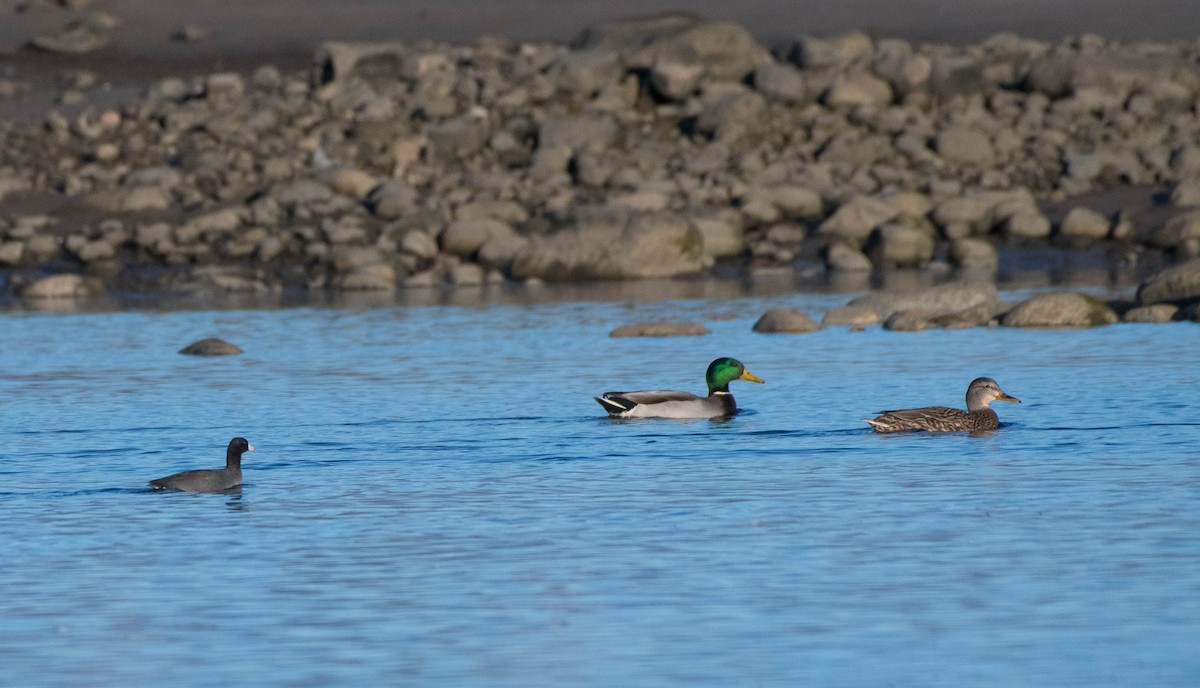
[
  {"left": 595, "top": 357, "right": 764, "bottom": 419},
  {"left": 864, "top": 377, "right": 1020, "bottom": 433}
]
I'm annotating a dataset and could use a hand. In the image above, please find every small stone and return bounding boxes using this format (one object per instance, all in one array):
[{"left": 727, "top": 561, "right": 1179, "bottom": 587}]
[
  {"left": 609, "top": 322, "right": 711, "bottom": 338},
  {"left": 752, "top": 308, "right": 820, "bottom": 333},
  {"left": 179, "top": 338, "right": 243, "bottom": 356}
]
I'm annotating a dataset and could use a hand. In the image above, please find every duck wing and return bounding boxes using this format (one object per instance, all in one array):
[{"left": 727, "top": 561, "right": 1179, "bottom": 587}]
[
  {"left": 864, "top": 405, "right": 969, "bottom": 433},
  {"left": 596, "top": 390, "right": 724, "bottom": 418}
]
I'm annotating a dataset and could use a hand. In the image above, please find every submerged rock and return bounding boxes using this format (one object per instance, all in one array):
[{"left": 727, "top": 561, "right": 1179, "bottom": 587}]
[
  {"left": 179, "top": 338, "right": 243, "bottom": 356},
  {"left": 609, "top": 322, "right": 711, "bottom": 338}
]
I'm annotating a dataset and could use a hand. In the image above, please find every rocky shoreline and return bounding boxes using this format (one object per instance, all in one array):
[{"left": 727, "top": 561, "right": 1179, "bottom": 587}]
[{"left": 3, "top": 12, "right": 1200, "bottom": 324}]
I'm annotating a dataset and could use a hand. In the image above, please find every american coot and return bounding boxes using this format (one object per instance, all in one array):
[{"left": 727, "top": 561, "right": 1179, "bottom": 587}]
[
  {"left": 864, "top": 377, "right": 1021, "bottom": 433},
  {"left": 594, "top": 357, "right": 765, "bottom": 419},
  {"left": 149, "top": 437, "right": 255, "bottom": 492}
]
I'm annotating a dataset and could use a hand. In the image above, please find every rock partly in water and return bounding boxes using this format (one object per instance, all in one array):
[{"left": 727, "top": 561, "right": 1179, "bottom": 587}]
[
  {"left": 179, "top": 338, "right": 243, "bottom": 356},
  {"left": 1136, "top": 259, "right": 1200, "bottom": 306},
  {"left": 883, "top": 310, "right": 935, "bottom": 332},
  {"left": 821, "top": 304, "right": 880, "bottom": 327},
  {"left": 608, "top": 322, "right": 711, "bottom": 338},
  {"left": 1122, "top": 303, "right": 1179, "bottom": 323},
  {"left": 1001, "top": 292, "right": 1118, "bottom": 328},
  {"left": 751, "top": 308, "right": 820, "bottom": 333},
  {"left": 845, "top": 283, "right": 999, "bottom": 320}
]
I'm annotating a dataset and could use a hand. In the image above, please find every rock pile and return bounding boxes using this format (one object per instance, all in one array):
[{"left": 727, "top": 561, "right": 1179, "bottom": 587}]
[{"left": 2, "top": 15, "right": 1200, "bottom": 301}]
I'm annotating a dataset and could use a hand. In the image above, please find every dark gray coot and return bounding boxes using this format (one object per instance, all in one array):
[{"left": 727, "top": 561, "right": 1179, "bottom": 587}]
[{"left": 149, "top": 437, "right": 255, "bottom": 492}]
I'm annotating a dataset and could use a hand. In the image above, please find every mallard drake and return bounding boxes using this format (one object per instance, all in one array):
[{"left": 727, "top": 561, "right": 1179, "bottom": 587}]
[
  {"left": 595, "top": 357, "right": 764, "bottom": 419},
  {"left": 864, "top": 377, "right": 1020, "bottom": 433},
  {"left": 150, "top": 437, "right": 255, "bottom": 492}
]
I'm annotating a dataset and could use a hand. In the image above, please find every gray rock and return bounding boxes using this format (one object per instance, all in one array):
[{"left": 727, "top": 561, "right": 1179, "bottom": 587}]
[
  {"left": 337, "top": 263, "right": 397, "bottom": 291},
  {"left": 847, "top": 282, "right": 1000, "bottom": 320},
  {"left": 822, "top": 304, "right": 880, "bottom": 327},
  {"left": 867, "top": 224, "right": 935, "bottom": 268},
  {"left": 85, "top": 186, "right": 173, "bottom": 213},
  {"left": 427, "top": 112, "right": 491, "bottom": 162},
  {"left": 0, "top": 241, "right": 24, "bottom": 266},
  {"left": 512, "top": 211, "right": 704, "bottom": 281},
  {"left": 949, "top": 238, "right": 999, "bottom": 270},
  {"left": 538, "top": 113, "right": 618, "bottom": 152},
  {"left": 648, "top": 52, "right": 704, "bottom": 101},
  {"left": 476, "top": 234, "right": 531, "bottom": 270},
  {"left": 314, "top": 41, "right": 411, "bottom": 85},
  {"left": 931, "top": 196, "right": 994, "bottom": 238},
  {"left": 1002, "top": 207, "right": 1053, "bottom": 239},
  {"left": 547, "top": 50, "right": 623, "bottom": 96},
  {"left": 179, "top": 338, "right": 243, "bottom": 356},
  {"left": 1137, "top": 259, "right": 1200, "bottom": 306},
  {"left": 873, "top": 39, "right": 931, "bottom": 96},
  {"left": 366, "top": 180, "right": 419, "bottom": 219},
  {"left": 752, "top": 308, "right": 820, "bottom": 333},
  {"left": 440, "top": 219, "right": 515, "bottom": 257},
  {"left": 816, "top": 195, "right": 898, "bottom": 246},
  {"left": 0, "top": 168, "right": 34, "bottom": 200},
  {"left": 574, "top": 13, "right": 701, "bottom": 55},
  {"left": 694, "top": 89, "right": 769, "bottom": 143},
  {"left": 626, "top": 21, "right": 772, "bottom": 81},
  {"left": 1171, "top": 179, "right": 1200, "bottom": 207},
  {"left": 399, "top": 230, "right": 439, "bottom": 260},
  {"left": 883, "top": 310, "right": 934, "bottom": 332},
  {"left": 1122, "top": 304, "right": 1179, "bottom": 323},
  {"left": 609, "top": 321, "right": 711, "bottom": 337},
  {"left": 1057, "top": 207, "right": 1110, "bottom": 241},
  {"left": 825, "top": 242, "right": 873, "bottom": 272},
  {"left": 786, "top": 32, "right": 873, "bottom": 69},
  {"left": 823, "top": 70, "right": 892, "bottom": 107},
  {"left": 927, "top": 55, "right": 984, "bottom": 99},
  {"left": 273, "top": 179, "right": 334, "bottom": 206},
  {"left": 1148, "top": 211, "right": 1200, "bottom": 249},
  {"left": 936, "top": 127, "right": 995, "bottom": 167},
  {"left": 689, "top": 208, "right": 745, "bottom": 259},
  {"left": 751, "top": 63, "right": 807, "bottom": 103},
  {"left": 1001, "top": 292, "right": 1118, "bottom": 328},
  {"left": 21, "top": 274, "right": 97, "bottom": 299}
]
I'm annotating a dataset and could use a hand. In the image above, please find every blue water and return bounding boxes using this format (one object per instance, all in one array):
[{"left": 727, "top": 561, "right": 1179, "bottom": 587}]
[{"left": 1, "top": 290, "right": 1198, "bottom": 687}]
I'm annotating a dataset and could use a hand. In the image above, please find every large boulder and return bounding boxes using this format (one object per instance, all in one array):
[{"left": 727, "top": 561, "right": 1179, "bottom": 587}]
[
  {"left": 845, "top": 283, "right": 999, "bottom": 320},
  {"left": 440, "top": 219, "right": 516, "bottom": 258},
  {"left": 1001, "top": 292, "right": 1118, "bottom": 328},
  {"left": 1137, "top": 259, "right": 1200, "bottom": 306},
  {"left": 511, "top": 211, "right": 705, "bottom": 281}
]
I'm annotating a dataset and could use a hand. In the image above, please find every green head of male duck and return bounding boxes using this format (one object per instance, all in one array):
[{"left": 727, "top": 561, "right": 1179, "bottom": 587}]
[{"left": 705, "top": 357, "right": 765, "bottom": 394}]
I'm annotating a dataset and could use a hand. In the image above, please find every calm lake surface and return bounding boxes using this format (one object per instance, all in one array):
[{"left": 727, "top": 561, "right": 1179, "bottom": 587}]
[{"left": 1, "top": 287, "right": 1197, "bottom": 687}]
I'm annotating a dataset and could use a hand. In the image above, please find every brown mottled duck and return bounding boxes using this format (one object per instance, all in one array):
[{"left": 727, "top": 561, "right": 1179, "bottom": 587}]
[{"left": 864, "top": 377, "right": 1020, "bottom": 433}]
